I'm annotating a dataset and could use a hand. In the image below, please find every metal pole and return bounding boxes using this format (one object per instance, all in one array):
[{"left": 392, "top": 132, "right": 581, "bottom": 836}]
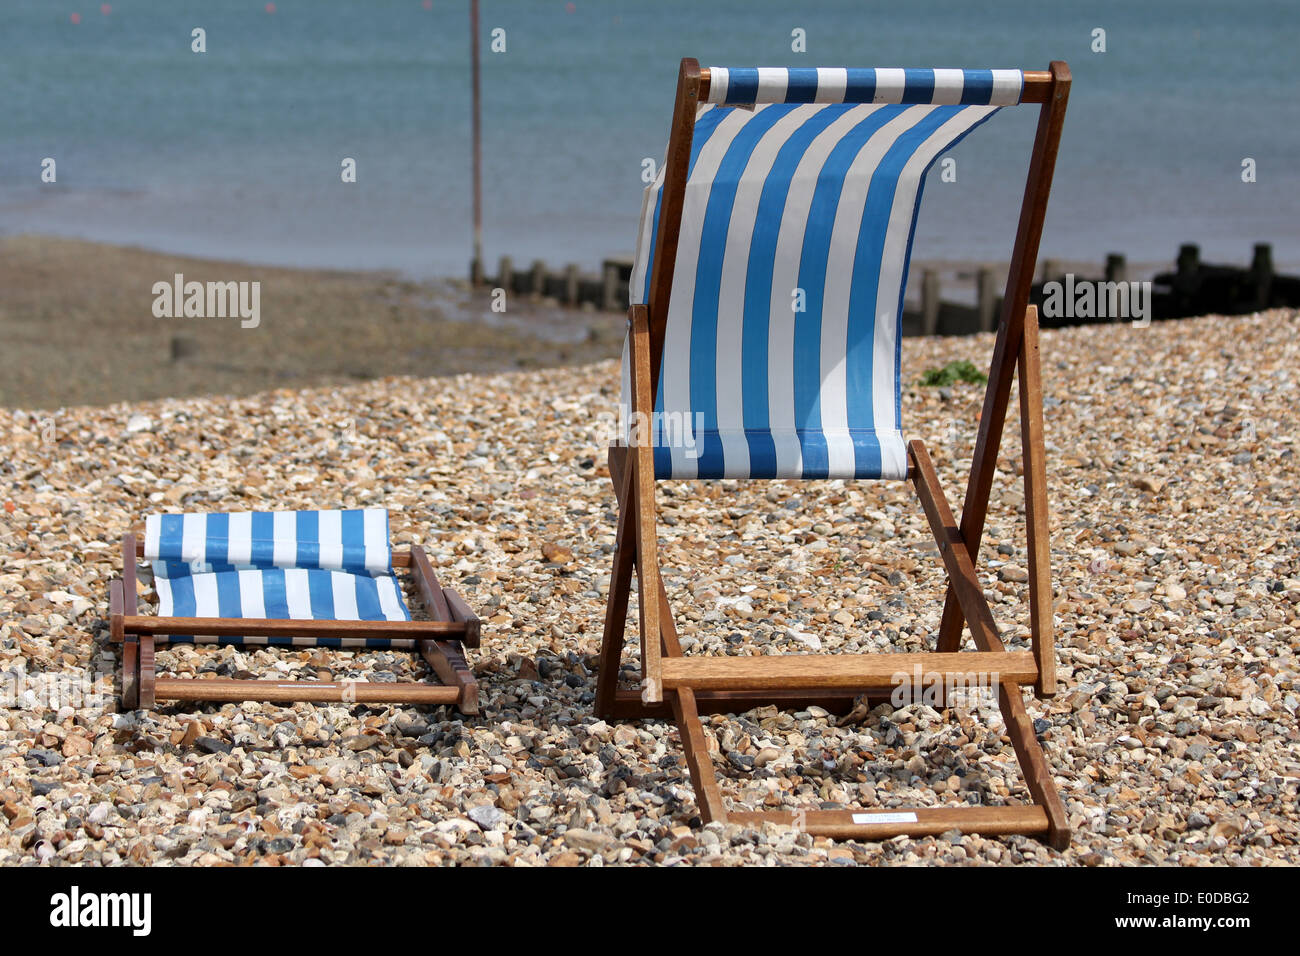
[{"left": 470, "top": 0, "right": 483, "bottom": 283}]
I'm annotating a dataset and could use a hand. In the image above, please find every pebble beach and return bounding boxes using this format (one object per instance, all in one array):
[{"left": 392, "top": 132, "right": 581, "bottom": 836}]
[{"left": 1, "top": 308, "right": 1297, "bottom": 867}]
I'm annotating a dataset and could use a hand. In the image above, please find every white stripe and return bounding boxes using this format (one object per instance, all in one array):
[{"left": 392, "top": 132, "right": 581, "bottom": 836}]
[
  {"left": 181, "top": 513, "right": 205, "bottom": 566},
  {"left": 991, "top": 70, "right": 1022, "bottom": 105},
  {"left": 317, "top": 510, "right": 344, "bottom": 571},
  {"left": 331, "top": 570, "right": 359, "bottom": 621},
  {"left": 819, "top": 106, "right": 936, "bottom": 477},
  {"left": 226, "top": 511, "right": 252, "bottom": 566},
  {"left": 272, "top": 511, "right": 296, "bottom": 568},
  {"left": 362, "top": 508, "right": 389, "bottom": 573},
  {"left": 713, "top": 105, "right": 815, "bottom": 477},
  {"left": 191, "top": 572, "right": 220, "bottom": 617},
  {"left": 663, "top": 107, "right": 752, "bottom": 478},
  {"left": 155, "top": 574, "right": 174, "bottom": 617},
  {"left": 872, "top": 106, "right": 998, "bottom": 478},
  {"left": 815, "top": 67, "right": 847, "bottom": 104},
  {"left": 144, "top": 514, "right": 162, "bottom": 561},
  {"left": 628, "top": 178, "right": 661, "bottom": 307},
  {"left": 709, "top": 67, "right": 729, "bottom": 104},
  {"left": 931, "top": 68, "right": 965, "bottom": 105},
  {"left": 376, "top": 576, "right": 407, "bottom": 622},
  {"left": 767, "top": 106, "right": 872, "bottom": 476},
  {"left": 755, "top": 67, "right": 788, "bottom": 103},
  {"left": 283, "top": 568, "right": 312, "bottom": 619},
  {"left": 872, "top": 68, "right": 906, "bottom": 104},
  {"left": 238, "top": 568, "right": 265, "bottom": 618}
]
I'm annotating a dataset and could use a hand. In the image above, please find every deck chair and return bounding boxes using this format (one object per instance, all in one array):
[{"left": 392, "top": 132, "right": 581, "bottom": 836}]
[
  {"left": 109, "top": 509, "right": 480, "bottom": 713},
  {"left": 598, "top": 60, "right": 1072, "bottom": 847}
]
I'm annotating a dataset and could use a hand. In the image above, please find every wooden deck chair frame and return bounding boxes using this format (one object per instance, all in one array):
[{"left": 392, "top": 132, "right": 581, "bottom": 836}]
[
  {"left": 597, "top": 59, "right": 1072, "bottom": 848},
  {"left": 110, "top": 534, "right": 480, "bottom": 714}
]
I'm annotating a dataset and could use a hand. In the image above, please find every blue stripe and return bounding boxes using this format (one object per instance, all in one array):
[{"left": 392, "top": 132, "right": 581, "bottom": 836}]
[
  {"left": 738, "top": 105, "right": 852, "bottom": 478},
  {"left": 844, "top": 107, "right": 960, "bottom": 477},
  {"left": 353, "top": 574, "right": 384, "bottom": 621},
  {"left": 960, "top": 69, "right": 994, "bottom": 105},
  {"left": 690, "top": 105, "right": 792, "bottom": 477},
  {"left": 260, "top": 567, "right": 289, "bottom": 618},
  {"left": 901, "top": 68, "right": 936, "bottom": 104},
  {"left": 249, "top": 512, "right": 275, "bottom": 567},
  {"left": 793, "top": 106, "right": 907, "bottom": 479},
  {"left": 307, "top": 569, "right": 335, "bottom": 620},
  {"left": 339, "top": 509, "right": 366, "bottom": 572},
  {"left": 168, "top": 570, "right": 197, "bottom": 617},
  {"left": 295, "top": 510, "right": 319, "bottom": 569},
  {"left": 843, "top": 70, "right": 876, "bottom": 104},
  {"left": 786, "top": 68, "right": 819, "bottom": 103},
  {"left": 214, "top": 569, "right": 243, "bottom": 618},
  {"left": 725, "top": 67, "right": 759, "bottom": 104},
  {"left": 649, "top": 109, "right": 729, "bottom": 477},
  {"left": 157, "top": 514, "right": 184, "bottom": 562},
  {"left": 892, "top": 107, "right": 1003, "bottom": 435},
  {"left": 205, "top": 513, "right": 229, "bottom": 566}
]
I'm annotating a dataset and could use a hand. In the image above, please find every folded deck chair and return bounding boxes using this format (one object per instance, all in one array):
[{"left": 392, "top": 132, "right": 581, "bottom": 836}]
[
  {"left": 109, "top": 509, "right": 479, "bottom": 713},
  {"left": 598, "top": 60, "right": 1071, "bottom": 847}
]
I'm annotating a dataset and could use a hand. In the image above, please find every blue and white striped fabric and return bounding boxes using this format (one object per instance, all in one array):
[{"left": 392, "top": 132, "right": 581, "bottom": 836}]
[
  {"left": 143, "top": 510, "right": 411, "bottom": 636},
  {"left": 705, "top": 67, "right": 1023, "bottom": 106},
  {"left": 622, "top": 67, "right": 1013, "bottom": 481}
]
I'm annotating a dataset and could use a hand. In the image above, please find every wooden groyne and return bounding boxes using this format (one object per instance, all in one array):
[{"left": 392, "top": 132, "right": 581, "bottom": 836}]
[{"left": 470, "top": 243, "right": 1297, "bottom": 334}]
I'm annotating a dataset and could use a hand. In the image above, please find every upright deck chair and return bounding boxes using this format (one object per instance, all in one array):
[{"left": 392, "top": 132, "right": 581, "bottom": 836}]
[
  {"left": 109, "top": 509, "right": 480, "bottom": 713},
  {"left": 598, "top": 60, "right": 1071, "bottom": 847}
]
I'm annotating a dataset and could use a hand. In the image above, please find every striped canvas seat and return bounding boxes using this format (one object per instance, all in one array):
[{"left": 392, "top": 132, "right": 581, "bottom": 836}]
[
  {"left": 143, "top": 509, "right": 411, "bottom": 646},
  {"left": 623, "top": 67, "right": 1023, "bottom": 480}
]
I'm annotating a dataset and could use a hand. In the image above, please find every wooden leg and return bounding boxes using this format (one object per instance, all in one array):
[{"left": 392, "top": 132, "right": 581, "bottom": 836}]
[
  {"left": 670, "top": 687, "right": 726, "bottom": 824},
  {"left": 910, "top": 440, "right": 1070, "bottom": 848},
  {"left": 419, "top": 639, "right": 479, "bottom": 715},
  {"left": 597, "top": 446, "right": 636, "bottom": 719},
  {"left": 121, "top": 637, "right": 139, "bottom": 710},
  {"left": 1018, "top": 307, "right": 1056, "bottom": 698},
  {"left": 138, "top": 636, "right": 156, "bottom": 711},
  {"left": 628, "top": 307, "right": 663, "bottom": 703}
]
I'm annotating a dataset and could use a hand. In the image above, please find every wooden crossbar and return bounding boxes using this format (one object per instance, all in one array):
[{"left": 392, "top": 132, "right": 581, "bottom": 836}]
[
  {"left": 660, "top": 652, "right": 1037, "bottom": 691},
  {"left": 728, "top": 806, "right": 1050, "bottom": 840},
  {"left": 152, "top": 677, "right": 461, "bottom": 705}
]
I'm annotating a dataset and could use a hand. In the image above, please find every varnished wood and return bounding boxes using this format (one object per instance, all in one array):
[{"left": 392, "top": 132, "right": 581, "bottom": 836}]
[
  {"left": 909, "top": 440, "right": 1006, "bottom": 650},
  {"left": 904, "top": 450, "right": 1071, "bottom": 847},
  {"left": 646, "top": 59, "right": 703, "bottom": 389},
  {"left": 728, "top": 805, "right": 1049, "bottom": 840},
  {"left": 608, "top": 687, "right": 890, "bottom": 719},
  {"left": 629, "top": 305, "right": 664, "bottom": 703},
  {"left": 1018, "top": 306, "right": 1056, "bottom": 697},
  {"left": 938, "top": 61, "right": 1071, "bottom": 654},
  {"left": 410, "top": 544, "right": 452, "bottom": 619},
  {"left": 661, "top": 651, "right": 1037, "bottom": 691},
  {"left": 138, "top": 636, "right": 156, "bottom": 710},
  {"left": 670, "top": 687, "right": 726, "bottom": 823},
  {"left": 442, "top": 588, "right": 481, "bottom": 649},
  {"left": 418, "top": 639, "right": 479, "bottom": 715},
  {"left": 596, "top": 445, "right": 637, "bottom": 718},
  {"left": 121, "top": 637, "right": 139, "bottom": 710},
  {"left": 153, "top": 677, "right": 460, "bottom": 705}
]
